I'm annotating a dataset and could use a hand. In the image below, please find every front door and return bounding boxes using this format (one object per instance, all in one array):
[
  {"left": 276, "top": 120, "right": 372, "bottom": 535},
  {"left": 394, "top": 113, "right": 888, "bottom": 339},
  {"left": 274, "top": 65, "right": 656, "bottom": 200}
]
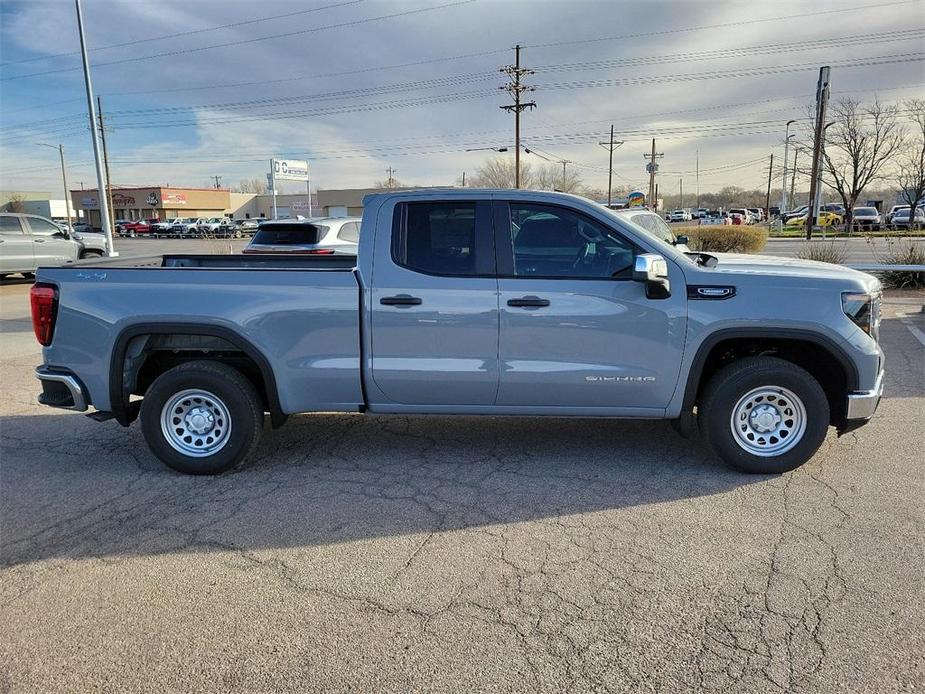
[
  {"left": 495, "top": 201, "right": 686, "bottom": 411},
  {"left": 24, "top": 216, "right": 78, "bottom": 266},
  {"left": 369, "top": 199, "right": 499, "bottom": 406}
]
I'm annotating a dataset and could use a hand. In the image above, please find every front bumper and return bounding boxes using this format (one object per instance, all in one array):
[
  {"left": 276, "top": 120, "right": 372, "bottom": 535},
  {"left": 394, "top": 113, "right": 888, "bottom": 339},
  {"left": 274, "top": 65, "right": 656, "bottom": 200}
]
[
  {"left": 845, "top": 369, "right": 884, "bottom": 421},
  {"left": 35, "top": 366, "right": 88, "bottom": 412}
]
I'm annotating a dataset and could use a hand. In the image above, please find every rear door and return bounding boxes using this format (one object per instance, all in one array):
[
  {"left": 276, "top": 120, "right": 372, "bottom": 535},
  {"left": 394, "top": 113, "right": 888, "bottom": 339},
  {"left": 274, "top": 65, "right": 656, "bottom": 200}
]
[
  {"left": 368, "top": 199, "right": 499, "bottom": 405},
  {"left": 0, "top": 215, "right": 33, "bottom": 273},
  {"left": 494, "top": 200, "right": 686, "bottom": 411},
  {"left": 23, "top": 215, "right": 78, "bottom": 266}
]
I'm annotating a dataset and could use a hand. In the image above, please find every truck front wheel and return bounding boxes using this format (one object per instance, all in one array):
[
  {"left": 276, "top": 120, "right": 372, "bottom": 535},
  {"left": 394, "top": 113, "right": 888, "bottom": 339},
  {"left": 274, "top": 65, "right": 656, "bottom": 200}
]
[
  {"left": 700, "top": 356, "right": 829, "bottom": 474},
  {"left": 140, "top": 361, "right": 263, "bottom": 475}
]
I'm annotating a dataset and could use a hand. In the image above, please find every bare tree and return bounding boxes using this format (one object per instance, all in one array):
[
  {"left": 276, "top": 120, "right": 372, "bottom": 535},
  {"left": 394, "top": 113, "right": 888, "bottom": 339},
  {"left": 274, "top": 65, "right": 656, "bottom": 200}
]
[
  {"left": 373, "top": 177, "right": 405, "bottom": 189},
  {"left": 894, "top": 98, "right": 925, "bottom": 218},
  {"left": 819, "top": 99, "right": 905, "bottom": 230},
  {"left": 467, "top": 156, "right": 534, "bottom": 189},
  {"left": 233, "top": 178, "right": 268, "bottom": 194},
  {"left": 532, "top": 163, "right": 584, "bottom": 193},
  {"left": 7, "top": 193, "right": 25, "bottom": 212}
]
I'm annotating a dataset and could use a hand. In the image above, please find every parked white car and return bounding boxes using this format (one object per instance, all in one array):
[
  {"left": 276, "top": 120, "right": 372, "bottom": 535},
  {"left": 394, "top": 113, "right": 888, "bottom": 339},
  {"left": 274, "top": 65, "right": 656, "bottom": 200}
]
[
  {"left": 198, "top": 217, "right": 231, "bottom": 234},
  {"left": 667, "top": 209, "right": 692, "bottom": 222},
  {"left": 243, "top": 217, "right": 361, "bottom": 255},
  {"left": 728, "top": 208, "right": 753, "bottom": 225},
  {"left": 169, "top": 218, "right": 207, "bottom": 237}
]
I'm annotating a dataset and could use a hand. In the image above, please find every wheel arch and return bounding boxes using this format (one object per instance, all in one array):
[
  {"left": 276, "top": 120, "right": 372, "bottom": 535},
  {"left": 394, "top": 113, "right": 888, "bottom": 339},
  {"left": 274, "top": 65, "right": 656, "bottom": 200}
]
[
  {"left": 109, "top": 322, "right": 286, "bottom": 428},
  {"left": 682, "top": 328, "right": 858, "bottom": 424}
]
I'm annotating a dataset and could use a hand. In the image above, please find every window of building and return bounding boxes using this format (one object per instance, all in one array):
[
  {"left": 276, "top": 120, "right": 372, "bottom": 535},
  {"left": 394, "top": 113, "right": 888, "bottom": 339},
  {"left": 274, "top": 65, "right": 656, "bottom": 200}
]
[
  {"left": 394, "top": 202, "right": 477, "bottom": 276},
  {"left": 507, "top": 203, "right": 637, "bottom": 279}
]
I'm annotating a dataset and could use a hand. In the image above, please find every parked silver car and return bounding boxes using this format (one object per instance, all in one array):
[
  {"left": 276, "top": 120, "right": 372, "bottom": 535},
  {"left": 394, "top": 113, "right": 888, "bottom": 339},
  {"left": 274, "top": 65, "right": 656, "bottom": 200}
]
[
  {"left": 852, "top": 207, "right": 882, "bottom": 231},
  {"left": 243, "top": 217, "right": 361, "bottom": 255},
  {"left": 0, "top": 213, "right": 83, "bottom": 278}
]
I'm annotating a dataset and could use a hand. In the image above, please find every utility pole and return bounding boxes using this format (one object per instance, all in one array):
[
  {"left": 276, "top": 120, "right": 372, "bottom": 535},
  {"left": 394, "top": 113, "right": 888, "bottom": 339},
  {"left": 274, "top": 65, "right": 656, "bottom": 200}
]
[
  {"left": 643, "top": 138, "right": 664, "bottom": 210},
  {"left": 75, "top": 0, "right": 114, "bottom": 255},
  {"left": 780, "top": 119, "right": 796, "bottom": 214},
  {"left": 461, "top": 171, "right": 466, "bottom": 187},
  {"left": 97, "top": 96, "right": 115, "bottom": 230},
  {"left": 679, "top": 178, "right": 683, "bottom": 210},
  {"left": 598, "top": 125, "right": 624, "bottom": 206},
  {"left": 38, "top": 143, "right": 74, "bottom": 230},
  {"left": 805, "top": 66, "right": 831, "bottom": 239},
  {"left": 765, "top": 153, "right": 774, "bottom": 220},
  {"left": 386, "top": 166, "right": 397, "bottom": 188},
  {"left": 695, "top": 149, "right": 700, "bottom": 209},
  {"left": 211, "top": 175, "right": 223, "bottom": 189},
  {"left": 500, "top": 44, "right": 536, "bottom": 189}
]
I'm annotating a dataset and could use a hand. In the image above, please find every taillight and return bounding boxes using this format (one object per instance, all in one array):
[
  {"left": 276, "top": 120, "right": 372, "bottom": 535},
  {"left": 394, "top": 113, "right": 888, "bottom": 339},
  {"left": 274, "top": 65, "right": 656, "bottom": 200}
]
[{"left": 30, "top": 283, "right": 58, "bottom": 346}]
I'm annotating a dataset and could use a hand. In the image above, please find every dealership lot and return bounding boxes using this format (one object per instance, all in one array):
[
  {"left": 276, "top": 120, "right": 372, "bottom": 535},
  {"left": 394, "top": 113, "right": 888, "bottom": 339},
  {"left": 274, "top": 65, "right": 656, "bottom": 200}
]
[{"left": 1, "top": 277, "right": 923, "bottom": 692}]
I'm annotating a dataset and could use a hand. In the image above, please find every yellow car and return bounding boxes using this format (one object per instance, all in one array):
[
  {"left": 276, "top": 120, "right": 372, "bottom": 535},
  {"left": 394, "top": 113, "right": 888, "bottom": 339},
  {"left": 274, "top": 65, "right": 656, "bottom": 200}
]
[{"left": 788, "top": 211, "right": 843, "bottom": 227}]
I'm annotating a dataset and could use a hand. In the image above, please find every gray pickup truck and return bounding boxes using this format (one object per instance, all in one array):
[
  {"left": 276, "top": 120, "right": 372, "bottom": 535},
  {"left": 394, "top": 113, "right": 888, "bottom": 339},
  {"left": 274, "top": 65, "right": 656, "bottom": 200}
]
[{"left": 31, "top": 189, "right": 883, "bottom": 475}]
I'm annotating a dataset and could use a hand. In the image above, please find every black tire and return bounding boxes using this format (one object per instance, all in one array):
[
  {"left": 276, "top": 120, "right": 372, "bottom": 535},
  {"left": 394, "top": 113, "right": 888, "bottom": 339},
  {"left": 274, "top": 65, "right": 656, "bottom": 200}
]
[
  {"left": 21, "top": 272, "right": 35, "bottom": 279},
  {"left": 140, "top": 360, "right": 264, "bottom": 475},
  {"left": 80, "top": 250, "right": 104, "bottom": 260},
  {"left": 700, "top": 356, "right": 829, "bottom": 474}
]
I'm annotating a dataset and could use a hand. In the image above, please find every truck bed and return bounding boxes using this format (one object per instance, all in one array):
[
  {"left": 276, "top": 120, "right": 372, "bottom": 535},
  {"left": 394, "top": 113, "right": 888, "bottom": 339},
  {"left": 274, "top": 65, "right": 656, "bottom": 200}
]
[
  {"left": 37, "top": 256, "right": 364, "bottom": 416},
  {"left": 56, "top": 253, "right": 358, "bottom": 271}
]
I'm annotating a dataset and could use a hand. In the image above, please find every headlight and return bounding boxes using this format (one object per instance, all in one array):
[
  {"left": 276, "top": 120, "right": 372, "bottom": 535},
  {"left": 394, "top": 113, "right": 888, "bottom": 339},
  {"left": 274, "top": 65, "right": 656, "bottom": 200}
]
[{"left": 842, "top": 291, "right": 881, "bottom": 341}]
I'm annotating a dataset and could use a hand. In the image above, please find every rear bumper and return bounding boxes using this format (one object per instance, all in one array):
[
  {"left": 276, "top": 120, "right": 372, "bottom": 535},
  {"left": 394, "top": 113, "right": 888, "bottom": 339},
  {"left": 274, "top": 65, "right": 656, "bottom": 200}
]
[
  {"left": 845, "top": 369, "right": 883, "bottom": 421},
  {"left": 35, "top": 366, "right": 88, "bottom": 412}
]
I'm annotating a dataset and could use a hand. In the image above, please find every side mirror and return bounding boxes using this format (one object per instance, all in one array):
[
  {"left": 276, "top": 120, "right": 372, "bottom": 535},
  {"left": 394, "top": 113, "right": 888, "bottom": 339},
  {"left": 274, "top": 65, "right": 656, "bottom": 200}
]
[
  {"left": 675, "top": 235, "right": 689, "bottom": 246},
  {"left": 633, "top": 253, "right": 671, "bottom": 299}
]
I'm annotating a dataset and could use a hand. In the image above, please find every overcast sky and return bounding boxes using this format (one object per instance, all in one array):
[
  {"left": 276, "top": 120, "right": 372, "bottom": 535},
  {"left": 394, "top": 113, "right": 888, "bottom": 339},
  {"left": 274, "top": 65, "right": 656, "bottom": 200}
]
[{"left": 1, "top": 0, "right": 923, "bottom": 197}]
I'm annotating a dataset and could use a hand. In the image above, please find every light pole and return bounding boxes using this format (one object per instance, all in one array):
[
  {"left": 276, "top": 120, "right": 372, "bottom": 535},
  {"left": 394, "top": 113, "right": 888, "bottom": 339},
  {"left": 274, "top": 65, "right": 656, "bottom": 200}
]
[
  {"left": 75, "top": 0, "right": 115, "bottom": 256},
  {"left": 780, "top": 119, "right": 797, "bottom": 216},
  {"left": 37, "top": 143, "right": 73, "bottom": 231}
]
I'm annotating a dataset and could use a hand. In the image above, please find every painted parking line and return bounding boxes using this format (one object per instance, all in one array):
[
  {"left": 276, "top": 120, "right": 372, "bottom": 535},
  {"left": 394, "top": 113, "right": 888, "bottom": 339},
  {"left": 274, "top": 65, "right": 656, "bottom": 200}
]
[{"left": 898, "top": 313, "right": 925, "bottom": 347}]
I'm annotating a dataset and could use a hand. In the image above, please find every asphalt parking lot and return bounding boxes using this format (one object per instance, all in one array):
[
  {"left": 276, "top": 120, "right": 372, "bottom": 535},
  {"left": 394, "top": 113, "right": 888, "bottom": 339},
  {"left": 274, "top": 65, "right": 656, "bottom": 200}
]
[{"left": 1, "top": 279, "right": 923, "bottom": 692}]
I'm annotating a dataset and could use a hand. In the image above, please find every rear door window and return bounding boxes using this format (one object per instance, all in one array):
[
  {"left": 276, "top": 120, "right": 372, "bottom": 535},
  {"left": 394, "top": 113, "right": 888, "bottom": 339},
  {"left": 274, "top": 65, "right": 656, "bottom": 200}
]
[
  {"left": 0, "top": 216, "right": 24, "bottom": 234},
  {"left": 393, "top": 201, "right": 492, "bottom": 276}
]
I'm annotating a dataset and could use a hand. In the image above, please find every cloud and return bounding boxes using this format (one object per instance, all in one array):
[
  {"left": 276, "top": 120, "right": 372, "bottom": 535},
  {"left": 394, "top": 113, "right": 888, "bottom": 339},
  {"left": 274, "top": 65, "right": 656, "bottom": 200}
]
[{"left": 1, "top": 0, "right": 922, "bottom": 194}]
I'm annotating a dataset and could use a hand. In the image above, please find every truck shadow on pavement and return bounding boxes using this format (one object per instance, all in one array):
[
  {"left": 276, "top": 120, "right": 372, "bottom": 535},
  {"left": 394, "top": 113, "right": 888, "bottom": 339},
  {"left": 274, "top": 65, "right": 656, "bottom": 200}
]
[{"left": 1, "top": 411, "right": 766, "bottom": 567}]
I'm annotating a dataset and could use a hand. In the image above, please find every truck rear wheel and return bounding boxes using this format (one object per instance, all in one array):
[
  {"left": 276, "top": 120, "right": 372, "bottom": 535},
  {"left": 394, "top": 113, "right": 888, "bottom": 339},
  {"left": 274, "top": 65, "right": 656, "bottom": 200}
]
[
  {"left": 140, "top": 361, "right": 263, "bottom": 475},
  {"left": 700, "top": 356, "right": 829, "bottom": 474}
]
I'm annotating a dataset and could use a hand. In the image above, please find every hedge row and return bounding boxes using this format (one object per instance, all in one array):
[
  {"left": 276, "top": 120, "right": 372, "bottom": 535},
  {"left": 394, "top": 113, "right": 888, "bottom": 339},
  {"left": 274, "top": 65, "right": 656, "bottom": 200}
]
[{"left": 674, "top": 225, "right": 768, "bottom": 254}]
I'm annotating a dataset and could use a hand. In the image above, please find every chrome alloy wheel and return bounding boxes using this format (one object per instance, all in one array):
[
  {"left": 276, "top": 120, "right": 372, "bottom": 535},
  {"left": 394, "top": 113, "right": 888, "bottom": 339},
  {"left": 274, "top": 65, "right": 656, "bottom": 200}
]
[
  {"left": 730, "top": 386, "right": 807, "bottom": 457},
  {"left": 160, "top": 389, "right": 232, "bottom": 457}
]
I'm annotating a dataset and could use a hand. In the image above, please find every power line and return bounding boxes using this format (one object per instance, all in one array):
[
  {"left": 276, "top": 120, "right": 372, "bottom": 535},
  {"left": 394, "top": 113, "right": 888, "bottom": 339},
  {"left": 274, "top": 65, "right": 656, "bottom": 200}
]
[
  {"left": 525, "top": 0, "right": 921, "bottom": 50},
  {"left": 0, "top": 0, "right": 366, "bottom": 67},
  {"left": 0, "top": 0, "right": 477, "bottom": 82},
  {"left": 532, "top": 29, "right": 925, "bottom": 73}
]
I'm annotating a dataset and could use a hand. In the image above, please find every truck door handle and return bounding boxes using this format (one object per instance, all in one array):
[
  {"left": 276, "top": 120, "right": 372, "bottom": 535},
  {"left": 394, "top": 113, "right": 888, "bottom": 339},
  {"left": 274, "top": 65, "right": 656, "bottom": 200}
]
[
  {"left": 34, "top": 239, "right": 46, "bottom": 243},
  {"left": 507, "top": 296, "right": 550, "bottom": 308},
  {"left": 380, "top": 294, "right": 422, "bottom": 306}
]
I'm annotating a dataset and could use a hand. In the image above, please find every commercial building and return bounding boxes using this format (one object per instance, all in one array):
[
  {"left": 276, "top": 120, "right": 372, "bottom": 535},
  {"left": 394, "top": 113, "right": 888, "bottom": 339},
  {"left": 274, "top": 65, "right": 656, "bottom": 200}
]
[
  {"left": 71, "top": 186, "right": 247, "bottom": 227},
  {"left": 240, "top": 187, "right": 424, "bottom": 219},
  {"left": 70, "top": 185, "right": 436, "bottom": 227}
]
